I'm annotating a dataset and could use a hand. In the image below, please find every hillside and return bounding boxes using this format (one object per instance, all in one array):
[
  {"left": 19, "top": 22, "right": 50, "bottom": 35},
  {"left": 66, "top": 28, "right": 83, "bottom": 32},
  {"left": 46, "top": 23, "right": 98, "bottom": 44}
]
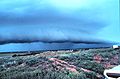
[{"left": 0, "top": 48, "right": 120, "bottom": 79}]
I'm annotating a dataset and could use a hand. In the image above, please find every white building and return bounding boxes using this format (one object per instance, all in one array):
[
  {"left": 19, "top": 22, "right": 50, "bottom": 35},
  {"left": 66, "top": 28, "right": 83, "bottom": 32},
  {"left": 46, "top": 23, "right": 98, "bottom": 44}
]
[{"left": 112, "top": 45, "right": 119, "bottom": 49}]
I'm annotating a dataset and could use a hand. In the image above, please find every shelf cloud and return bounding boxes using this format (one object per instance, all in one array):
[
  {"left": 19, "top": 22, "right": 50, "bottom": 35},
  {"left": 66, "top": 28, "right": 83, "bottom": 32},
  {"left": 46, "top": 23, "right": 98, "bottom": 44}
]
[{"left": 0, "top": 0, "right": 119, "bottom": 51}]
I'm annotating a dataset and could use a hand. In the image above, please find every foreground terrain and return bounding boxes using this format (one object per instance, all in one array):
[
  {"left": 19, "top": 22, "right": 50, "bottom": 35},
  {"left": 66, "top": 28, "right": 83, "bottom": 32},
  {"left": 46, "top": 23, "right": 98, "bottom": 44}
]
[{"left": 0, "top": 48, "right": 120, "bottom": 79}]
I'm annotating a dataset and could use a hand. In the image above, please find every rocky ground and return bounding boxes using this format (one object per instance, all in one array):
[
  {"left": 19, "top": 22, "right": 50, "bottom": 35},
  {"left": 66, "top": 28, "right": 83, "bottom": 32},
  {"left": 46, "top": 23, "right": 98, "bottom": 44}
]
[{"left": 0, "top": 48, "right": 120, "bottom": 79}]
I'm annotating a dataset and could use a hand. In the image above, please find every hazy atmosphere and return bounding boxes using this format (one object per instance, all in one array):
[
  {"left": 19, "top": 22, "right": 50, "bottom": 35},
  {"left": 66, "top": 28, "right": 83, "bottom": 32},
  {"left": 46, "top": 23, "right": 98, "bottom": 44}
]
[{"left": 0, "top": 0, "right": 119, "bottom": 52}]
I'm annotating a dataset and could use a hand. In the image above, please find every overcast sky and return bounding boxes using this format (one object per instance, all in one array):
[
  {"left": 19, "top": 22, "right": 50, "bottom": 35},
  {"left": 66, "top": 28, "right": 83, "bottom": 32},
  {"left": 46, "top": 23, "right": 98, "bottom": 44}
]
[{"left": 0, "top": 0, "right": 119, "bottom": 52}]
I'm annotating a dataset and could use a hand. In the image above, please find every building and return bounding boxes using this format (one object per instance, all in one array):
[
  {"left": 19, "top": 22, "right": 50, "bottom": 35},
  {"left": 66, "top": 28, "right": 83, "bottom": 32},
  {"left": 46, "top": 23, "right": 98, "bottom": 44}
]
[{"left": 112, "top": 45, "right": 119, "bottom": 49}]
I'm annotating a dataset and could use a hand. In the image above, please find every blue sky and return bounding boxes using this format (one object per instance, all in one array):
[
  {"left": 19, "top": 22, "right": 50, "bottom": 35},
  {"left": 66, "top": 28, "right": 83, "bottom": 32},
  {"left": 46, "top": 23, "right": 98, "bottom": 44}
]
[{"left": 0, "top": 0, "right": 119, "bottom": 52}]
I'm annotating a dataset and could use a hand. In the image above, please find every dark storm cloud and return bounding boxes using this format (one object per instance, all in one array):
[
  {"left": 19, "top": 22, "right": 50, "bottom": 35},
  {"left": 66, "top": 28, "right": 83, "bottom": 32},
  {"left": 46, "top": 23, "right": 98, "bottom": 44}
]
[
  {"left": 0, "top": 0, "right": 118, "bottom": 47},
  {"left": 0, "top": 37, "right": 112, "bottom": 45},
  {"left": 0, "top": 9, "right": 107, "bottom": 31},
  {"left": 0, "top": 23, "right": 113, "bottom": 45},
  {"left": 0, "top": 8, "right": 108, "bottom": 45}
]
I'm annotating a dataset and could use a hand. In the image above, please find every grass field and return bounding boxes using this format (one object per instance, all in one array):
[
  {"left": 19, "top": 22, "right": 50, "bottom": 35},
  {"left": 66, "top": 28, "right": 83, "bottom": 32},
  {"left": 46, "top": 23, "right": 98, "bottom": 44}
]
[{"left": 0, "top": 48, "right": 120, "bottom": 79}]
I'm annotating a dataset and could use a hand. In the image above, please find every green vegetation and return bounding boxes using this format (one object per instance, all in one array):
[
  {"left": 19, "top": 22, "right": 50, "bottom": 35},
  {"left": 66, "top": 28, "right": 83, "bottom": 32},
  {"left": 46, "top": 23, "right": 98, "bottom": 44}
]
[{"left": 0, "top": 48, "right": 120, "bottom": 79}]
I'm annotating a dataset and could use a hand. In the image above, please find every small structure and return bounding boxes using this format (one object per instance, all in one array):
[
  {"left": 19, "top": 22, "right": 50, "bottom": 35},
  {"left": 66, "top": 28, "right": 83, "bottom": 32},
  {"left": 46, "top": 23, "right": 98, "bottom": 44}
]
[{"left": 112, "top": 45, "right": 119, "bottom": 49}]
